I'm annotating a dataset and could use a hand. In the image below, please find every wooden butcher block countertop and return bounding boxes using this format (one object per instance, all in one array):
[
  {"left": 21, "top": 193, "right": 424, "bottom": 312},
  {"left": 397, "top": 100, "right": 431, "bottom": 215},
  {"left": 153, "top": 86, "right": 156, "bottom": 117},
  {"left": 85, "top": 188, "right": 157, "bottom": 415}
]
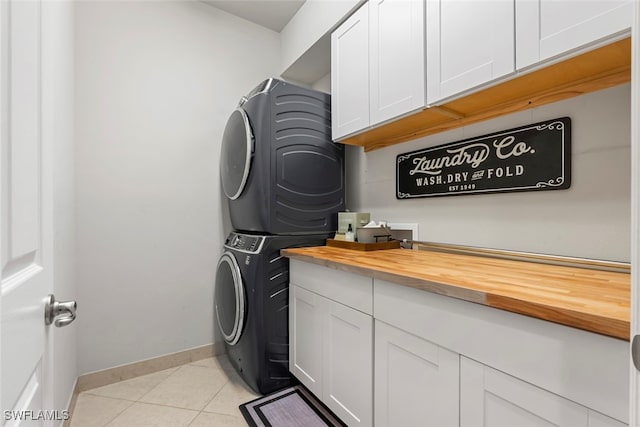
[{"left": 281, "top": 246, "right": 631, "bottom": 341}]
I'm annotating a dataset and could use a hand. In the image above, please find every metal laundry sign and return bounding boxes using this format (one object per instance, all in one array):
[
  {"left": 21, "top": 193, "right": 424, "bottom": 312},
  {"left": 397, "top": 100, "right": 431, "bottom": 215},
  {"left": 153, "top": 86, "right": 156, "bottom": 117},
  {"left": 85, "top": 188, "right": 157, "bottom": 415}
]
[{"left": 396, "top": 117, "right": 571, "bottom": 198}]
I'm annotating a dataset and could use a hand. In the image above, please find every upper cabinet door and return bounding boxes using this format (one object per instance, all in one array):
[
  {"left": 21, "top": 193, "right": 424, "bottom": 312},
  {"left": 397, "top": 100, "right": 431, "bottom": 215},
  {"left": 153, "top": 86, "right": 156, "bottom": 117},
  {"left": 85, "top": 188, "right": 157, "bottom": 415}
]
[
  {"left": 369, "top": 0, "right": 425, "bottom": 126},
  {"left": 426, "top": 0, "right": 515, "bottom": 104},
  {"left": 516, "top": 0, "right": 633, "bottom": 70},
  {"left": 331, "top": 2, "right": 370, "bottom": 140}
]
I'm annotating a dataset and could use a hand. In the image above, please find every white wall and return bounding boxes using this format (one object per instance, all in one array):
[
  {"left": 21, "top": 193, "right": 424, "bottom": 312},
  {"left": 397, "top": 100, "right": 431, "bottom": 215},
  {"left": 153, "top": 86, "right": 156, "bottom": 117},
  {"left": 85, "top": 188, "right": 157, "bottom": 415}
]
[
  {"left": 43, "top": 0, "right": 77, "bottom": 415},
  {"left": 280, "top": 0, "right": 361, "bottom": 84},
  {"left": 348, "top": 84, "right": 631, "bottom": 262},
  {"left": 312, "top": 72, "right": 331, "bottom": 93},
  {"left": 75, "top": 1, "right": 281, "bottom": 374}
]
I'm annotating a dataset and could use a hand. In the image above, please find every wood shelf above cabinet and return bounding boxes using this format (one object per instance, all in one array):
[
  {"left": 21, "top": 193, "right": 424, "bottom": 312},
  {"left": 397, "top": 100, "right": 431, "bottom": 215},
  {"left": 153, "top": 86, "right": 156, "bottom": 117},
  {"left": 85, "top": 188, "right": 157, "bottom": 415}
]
[{"left": 341, "top": 37, "right": 631, "bottom": 152}]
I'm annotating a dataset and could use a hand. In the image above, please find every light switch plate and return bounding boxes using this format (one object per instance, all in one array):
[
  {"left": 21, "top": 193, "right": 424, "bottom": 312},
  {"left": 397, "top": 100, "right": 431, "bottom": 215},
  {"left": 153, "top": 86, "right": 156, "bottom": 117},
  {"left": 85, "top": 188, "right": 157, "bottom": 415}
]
[{"left": 387, "top": 223, "right": 418, "bottom": 248}]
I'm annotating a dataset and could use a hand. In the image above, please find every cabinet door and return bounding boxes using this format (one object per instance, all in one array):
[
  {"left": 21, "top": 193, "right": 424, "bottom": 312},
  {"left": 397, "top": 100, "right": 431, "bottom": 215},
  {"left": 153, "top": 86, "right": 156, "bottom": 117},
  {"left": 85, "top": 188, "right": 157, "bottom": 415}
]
[
  {"left": 289, "top": 285, "right": 324, "bottom": 397},
  {"left": 426, "top": 0, "right": 514, "bottom": 104},
  {"left": 375, "top": 321, "right": 459, "bottom": 427},
  {"left": 369, "top": 0, "right": 425, "bottom": 126},
  {"left": 461, "top": 357, "right": 588, "bottom": 427},
  {"left": 323, "top": 299, "right": 373, "bottom": 427},
  {"left": 516, "top": 0, "right": 632, "bottom": 69},
  {"left": 331, "top": 2, "right": 369, "bottom": 140}
]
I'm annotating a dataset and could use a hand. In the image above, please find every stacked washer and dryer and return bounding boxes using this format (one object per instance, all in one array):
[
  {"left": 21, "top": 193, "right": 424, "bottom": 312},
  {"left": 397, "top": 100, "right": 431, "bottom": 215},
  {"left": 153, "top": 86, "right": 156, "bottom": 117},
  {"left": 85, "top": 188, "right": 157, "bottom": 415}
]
[{"left": 214, "top": 79, "right": 345, "bottom": 395}]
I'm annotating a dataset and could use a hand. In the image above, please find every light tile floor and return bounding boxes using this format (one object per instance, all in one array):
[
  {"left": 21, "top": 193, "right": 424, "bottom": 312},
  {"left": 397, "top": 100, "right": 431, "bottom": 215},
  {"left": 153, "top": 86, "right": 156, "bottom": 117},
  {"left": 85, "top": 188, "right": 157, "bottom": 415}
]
[{"left": 70, "top": 355, "right": 260, "bottom": 426}]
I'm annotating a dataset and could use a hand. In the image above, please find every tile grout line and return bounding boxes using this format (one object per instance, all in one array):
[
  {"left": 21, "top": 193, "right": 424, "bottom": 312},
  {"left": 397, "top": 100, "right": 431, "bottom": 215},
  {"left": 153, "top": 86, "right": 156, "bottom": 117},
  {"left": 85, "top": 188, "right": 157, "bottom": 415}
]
[
  {"left": 80, "top": 392, "right": 139, "bottom": 404},
  {"left": 101, "top": 401, "right": 135, "bottom": 427},
  {"left": 112, "top": 400, "right": 202, "bottom": 414},
  {"left": 201, "top": 374, "right": 232, "bottom": 410},
  {"left": 96, "top": 397, "right": 136, "bottom": 427},
  {"left": 135, "top": 364, "right": 186, "bottom": 403},
  {"left": 185, "top": 411, "right": 202, "bottom": 427}
]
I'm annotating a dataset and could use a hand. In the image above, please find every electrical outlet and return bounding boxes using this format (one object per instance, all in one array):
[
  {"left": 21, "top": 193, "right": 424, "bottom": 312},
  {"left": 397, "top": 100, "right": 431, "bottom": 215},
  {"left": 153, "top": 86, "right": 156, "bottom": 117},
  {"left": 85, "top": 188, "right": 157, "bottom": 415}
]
[{"left": 387, "top": 223, "right": 418, "bottom": 249}]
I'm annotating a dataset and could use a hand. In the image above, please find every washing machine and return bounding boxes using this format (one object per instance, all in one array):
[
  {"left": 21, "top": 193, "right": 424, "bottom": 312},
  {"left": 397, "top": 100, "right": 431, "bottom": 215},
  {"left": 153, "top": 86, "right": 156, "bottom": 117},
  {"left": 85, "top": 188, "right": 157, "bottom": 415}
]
[
  {"left": 214, "top": 231, "right": 330, "bottom": 395},
  {"left": 220, "top": 78, "right": 345, "bottom": 235}
]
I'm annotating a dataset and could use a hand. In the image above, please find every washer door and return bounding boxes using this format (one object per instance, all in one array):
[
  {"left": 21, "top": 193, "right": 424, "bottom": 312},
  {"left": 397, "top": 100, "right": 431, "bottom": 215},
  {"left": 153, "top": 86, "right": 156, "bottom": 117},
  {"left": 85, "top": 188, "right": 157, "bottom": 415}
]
[
  {"left": 220, "top": 108, "right": 253, "bottom": 200},
  {"left": 214, "top": 252, "right": 245, "bottom": 345}
]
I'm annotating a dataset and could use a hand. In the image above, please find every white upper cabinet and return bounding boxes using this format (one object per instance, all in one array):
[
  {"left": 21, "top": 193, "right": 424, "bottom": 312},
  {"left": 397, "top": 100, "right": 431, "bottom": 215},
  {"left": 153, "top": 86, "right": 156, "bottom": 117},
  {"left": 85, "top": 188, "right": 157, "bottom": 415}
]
[
  {"left": 331, "top": 0, "right": 632, "bottom": 145},
  {"left": 516, "top": 0, "right": 633, "bottom": 70},
  {"left": 332, "top": 0, "right": 425, "bottom": 140},
  {"left": 331, "top": 2, "right": 370, "bottom": 140},
  {"left": 369, "top": 0, "right": 425, "bottom": 125},
  {"left": 426, "top": 0, "right": 514, "bottom": 104}
]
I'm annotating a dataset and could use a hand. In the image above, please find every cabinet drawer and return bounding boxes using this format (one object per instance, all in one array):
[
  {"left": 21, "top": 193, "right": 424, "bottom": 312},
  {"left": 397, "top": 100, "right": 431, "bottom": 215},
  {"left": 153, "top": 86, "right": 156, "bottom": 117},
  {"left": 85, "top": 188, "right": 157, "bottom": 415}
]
[{"left": 290, "top": 260, "right": 373, "bottom": 314}]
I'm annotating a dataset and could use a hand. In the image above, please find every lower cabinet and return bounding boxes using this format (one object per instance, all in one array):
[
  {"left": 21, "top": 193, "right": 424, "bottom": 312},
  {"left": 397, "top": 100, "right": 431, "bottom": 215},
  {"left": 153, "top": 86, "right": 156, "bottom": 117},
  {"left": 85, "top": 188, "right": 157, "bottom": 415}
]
[
  {"left": 288, "top": 262, "right": 627, "bottom": 427},
  {"left": 290, "top": 284, "right": 373, "bottom": 426},
  {"left": 460, "top": 357, "right": 626, "bottom": 427},
  {"left": 372, "top": 332, "right": 627, "bottom": 427},
  {"left": 374, "top": 321, "right": 459, "bottom": 427}
]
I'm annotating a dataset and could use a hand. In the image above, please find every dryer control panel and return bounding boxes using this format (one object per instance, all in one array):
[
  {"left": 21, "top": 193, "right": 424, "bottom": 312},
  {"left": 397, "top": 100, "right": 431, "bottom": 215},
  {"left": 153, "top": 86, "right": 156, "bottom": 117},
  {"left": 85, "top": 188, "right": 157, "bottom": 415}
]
[{"left": 225, "top": 232, "right": 264, "bottom": 254}]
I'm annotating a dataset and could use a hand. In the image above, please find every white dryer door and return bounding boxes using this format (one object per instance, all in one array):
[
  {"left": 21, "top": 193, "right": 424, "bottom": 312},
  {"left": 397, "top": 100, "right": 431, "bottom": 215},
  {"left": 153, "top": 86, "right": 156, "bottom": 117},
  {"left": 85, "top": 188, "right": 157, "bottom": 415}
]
[
  {"left": 214, "top": 252, "right": 245, "bottom": 345},
  {"left": 220, "top": 108, "right": 253, "bottom": 200}
]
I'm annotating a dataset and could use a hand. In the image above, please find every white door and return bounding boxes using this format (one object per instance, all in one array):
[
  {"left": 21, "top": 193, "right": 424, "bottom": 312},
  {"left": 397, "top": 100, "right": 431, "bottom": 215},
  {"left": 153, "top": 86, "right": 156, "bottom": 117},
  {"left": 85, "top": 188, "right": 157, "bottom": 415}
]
[
  {"left": 1, "top": 1, "right": 75, "bottom": 424},
  {"left": 374, "top": 321, "right": 459, "bottom": 427}
]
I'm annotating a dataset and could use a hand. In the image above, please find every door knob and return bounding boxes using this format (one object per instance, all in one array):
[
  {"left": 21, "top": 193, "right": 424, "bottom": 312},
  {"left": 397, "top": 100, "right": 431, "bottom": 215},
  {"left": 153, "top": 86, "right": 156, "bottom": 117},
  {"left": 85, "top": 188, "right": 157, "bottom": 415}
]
[{"left": 44, "top": 294, "right": 77, "bottom": 327}]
